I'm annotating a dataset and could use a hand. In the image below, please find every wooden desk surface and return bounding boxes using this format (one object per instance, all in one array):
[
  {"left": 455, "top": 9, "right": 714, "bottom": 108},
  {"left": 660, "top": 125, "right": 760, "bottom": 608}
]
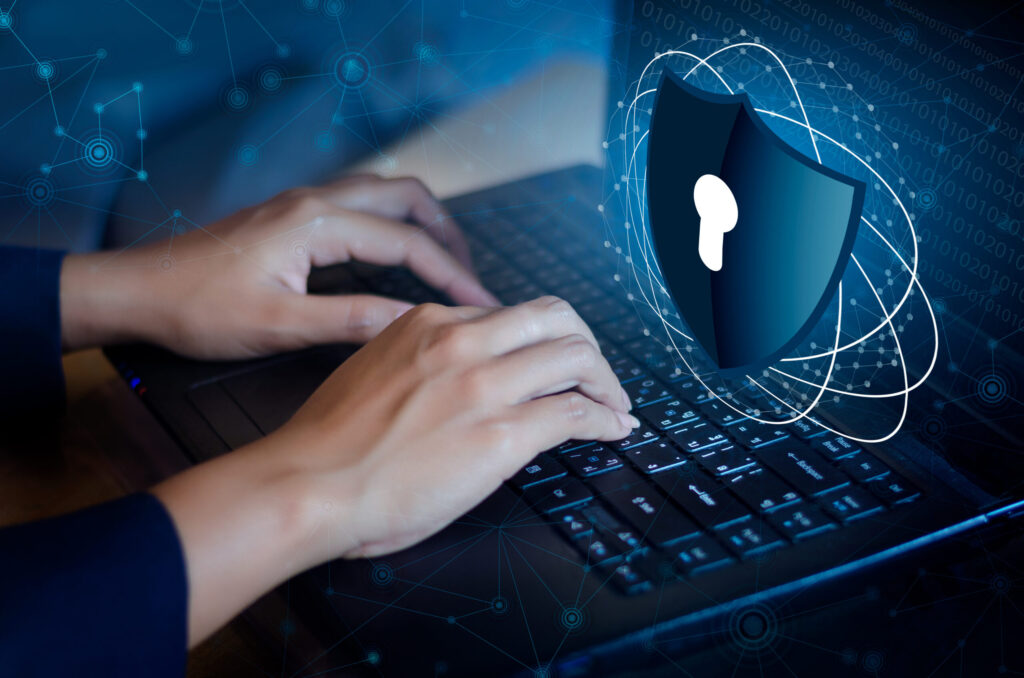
[{"left": 0, "top": 349, "right": 278, "bottom": 677}]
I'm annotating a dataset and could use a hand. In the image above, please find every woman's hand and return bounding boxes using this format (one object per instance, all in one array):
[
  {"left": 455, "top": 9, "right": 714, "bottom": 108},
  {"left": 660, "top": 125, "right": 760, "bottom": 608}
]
[
  {"left": 59, "top": 175, "right": 494, "bottom": 357},
  {"left": 152, "top": 297, "right": 637, "bottom": 645}
]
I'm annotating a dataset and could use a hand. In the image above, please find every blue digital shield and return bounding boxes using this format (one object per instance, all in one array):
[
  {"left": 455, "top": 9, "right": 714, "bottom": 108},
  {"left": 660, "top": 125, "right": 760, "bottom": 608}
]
[{"left": 645, "top": 70, "right": 865, "bottom": 373}]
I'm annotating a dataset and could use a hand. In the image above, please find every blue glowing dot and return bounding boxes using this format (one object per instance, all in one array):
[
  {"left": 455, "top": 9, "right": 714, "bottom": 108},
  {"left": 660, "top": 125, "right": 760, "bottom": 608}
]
[
  {"left": 172, "top": 209, "right": 182, "bottom": 218},
  {"left": 175, "top": 37, "right": 193, "bottom": 55},
  {"left": 237, "top": 144, "right": 259, "bottom": 166},
  {"left": 54, "top": 125, "right": 65, "bottom": 137},
  {"left": 136, "top": 128, "right": 147, "bottom": 140},
  {"left": 129, "top": 378, "right": 141, "bottom": 389},
  {"left": 25, "top": 177, "right": 56, "bottom": 207},
  {"left": 0, "top": 13, "right": 11, "bottom": 29},
  {"left": 36, "top": 61, "right": 55, "bottom": 80},
  {"left": 83, "top": 136, "right": 116, "bottom": 169},
  {"left": 93, "top": 103, "right": 104, "bottom": 114},
  {"left": 226, "top": 86, "right": 250, "bottom": 110},
  {"left": 96, "top": 48, "right": 107, "bottom": 60},
  {"left": 136, "top": 170, "right": 148, "bottom": 182},
  {"left": 367, "top": 650, "right": 380, "bottom": 665},
  {"left": 40, "top": 163, "right": 51, "bottom": 175},
  {"left": 275, "top": 43, "right": 291, "bottom": 59},
  {"left": 133, "top": 82, "right": 143, "bottom": 93},
  {"left": 334, "top": 52, "right": 370, "bottom": 88}
]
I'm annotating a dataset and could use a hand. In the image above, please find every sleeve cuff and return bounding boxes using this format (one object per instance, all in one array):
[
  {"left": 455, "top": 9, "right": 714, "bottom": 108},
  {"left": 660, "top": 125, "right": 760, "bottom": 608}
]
[
  {"left": 0, "top": 493, "right": 189, "bottom": 677},
  {"left": 0, "top": 246, "right": 67, "bottom": 420}
]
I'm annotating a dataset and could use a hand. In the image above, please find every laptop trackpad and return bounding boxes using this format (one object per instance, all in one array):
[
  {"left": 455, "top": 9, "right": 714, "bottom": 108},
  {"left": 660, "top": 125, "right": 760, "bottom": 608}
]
[{"left": 219, "top": 345, "right": 358, "bottom": 436}]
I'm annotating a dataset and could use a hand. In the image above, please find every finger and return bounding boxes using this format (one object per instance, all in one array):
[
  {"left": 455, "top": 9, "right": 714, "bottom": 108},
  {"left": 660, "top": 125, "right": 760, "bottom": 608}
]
[
  {"left": 281, "top": 294, "right": 415, "bottom": 345},
  {"left": 318, "top": 176, "right": 474, "bottom": 271},
  {"left": 500, "top": 393, "right": 639, "bottom": 475},
  {"left": 306, "top": 210, "right": 498, "bottom": 307},
  {"left": 483, "top": 334, "right": 630, "bottom": 412},
  {"left": 463, "top": 296, "right": 601, "bottom": 357}
]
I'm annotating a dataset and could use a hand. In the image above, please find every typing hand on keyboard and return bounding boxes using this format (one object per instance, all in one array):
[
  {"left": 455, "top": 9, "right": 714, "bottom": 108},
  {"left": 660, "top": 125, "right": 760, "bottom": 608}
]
[
  {"left": 61, "top": 174, "right": 496, "bottom": 359},
  {"left": 153, "top": 294, "right": 638, "bottom": 640}
]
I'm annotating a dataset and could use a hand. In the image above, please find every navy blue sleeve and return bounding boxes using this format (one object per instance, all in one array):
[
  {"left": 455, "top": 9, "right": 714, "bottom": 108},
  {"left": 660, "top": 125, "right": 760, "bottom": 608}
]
[
  {"left": 0, "top": 246, "right": 67, "bottom": 419},
  {"left": 0, "top": 493, "right": 189, "bottom": 677}
]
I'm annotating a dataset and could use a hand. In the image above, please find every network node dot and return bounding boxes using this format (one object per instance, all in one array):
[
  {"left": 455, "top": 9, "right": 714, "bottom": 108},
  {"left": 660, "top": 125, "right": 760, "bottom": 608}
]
[{"left": 334, "top": 51, "right": 371, "bottom": 88}]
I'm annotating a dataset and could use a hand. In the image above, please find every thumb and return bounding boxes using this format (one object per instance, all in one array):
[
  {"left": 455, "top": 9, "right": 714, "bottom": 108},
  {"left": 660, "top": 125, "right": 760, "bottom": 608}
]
[{"left": 288, "top": 294, "right": 414, "bottom": 345}]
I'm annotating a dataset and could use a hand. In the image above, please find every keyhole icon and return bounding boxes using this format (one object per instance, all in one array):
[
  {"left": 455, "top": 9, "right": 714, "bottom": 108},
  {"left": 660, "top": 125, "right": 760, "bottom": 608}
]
[{"left": 693, "top": 174, "right": 738, "bottom": 272}]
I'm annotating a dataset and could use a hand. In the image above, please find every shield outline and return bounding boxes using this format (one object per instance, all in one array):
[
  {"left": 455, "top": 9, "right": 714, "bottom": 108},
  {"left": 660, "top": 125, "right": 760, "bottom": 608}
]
[{"left": 645, "top": 69, "right": 865, "bottom": 376}]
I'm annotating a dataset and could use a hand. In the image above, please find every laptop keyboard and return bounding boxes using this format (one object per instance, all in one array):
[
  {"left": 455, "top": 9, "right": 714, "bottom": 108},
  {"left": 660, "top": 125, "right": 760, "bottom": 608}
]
[{"left": 347, "top": 178, "right": 922, "bottom": 597}]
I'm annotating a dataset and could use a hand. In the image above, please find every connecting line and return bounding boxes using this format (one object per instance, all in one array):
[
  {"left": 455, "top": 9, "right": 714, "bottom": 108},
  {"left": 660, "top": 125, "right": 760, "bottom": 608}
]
[{"left": 122, "top": 0, "right": 177, "bottom": 41}]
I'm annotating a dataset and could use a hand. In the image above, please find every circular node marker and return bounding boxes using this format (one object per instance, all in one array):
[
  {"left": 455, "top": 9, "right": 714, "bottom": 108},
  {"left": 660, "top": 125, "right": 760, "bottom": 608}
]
[
  {"left": 237, "top": 144, "right": 259, "bottom": 166},
  {"left": 96, "top": 48, "right": 107, "bottom": 60},
  {"left": 334, "top": 51, "right": 371, "bottom": 88},
  {"left": 916, "top": 187, "right": 937, "bottom": 210},
  {"left": 992, "top": 575, "right": 1010, "bottom": 594},
  {"left": 35, "top": 61, "right": 56, "bottom": 81},
  {"left": 54, "top": 125, "right": 65, "bottom": 137},
  {"left": 559, "top": 606, "right": 584, "bottom": 631},
  {"left": 862, "top": 650, "right": 884, "bottom": 672},
  {"left": 25, "top": 177, "right": 56, "bottom": 207},
  {"left": 258, "top": 65, "right": 284, "bottom": 93},
  {"left": 157, "top": 254, "right": 175, "bottom": 272},
  {"left": 0, "top": 12, "right": 12, "bottom": 30},
  {"left": 83, "top": 136, "right": 116, "bottom": 170},
  {"left": 175, "top": 37, "right": 193, "bottom": 55},
  {"left": 136, "top": 170, "right": 148, "bottom": 182},
  {"left": 977, "top": 373, "right": 1008, "bottom": 405},
  {"left": 322, "top": 0, "right": 345, "bottom": 17},
  {"left": 370, "top": 562, "right": 394, "bottom": 587},
  {"left": 491, "top": 596, "right": 510, "bottom": 615},
  {"left": 728, "top": 605, "right": 777, "bottom": 651},
  {"left": 314, "top": 131, "right": 335, "bottom": 152},
  {"left": 366, "top": 650, "right": 381, "bottom": 665},
  {"left": 225, "top": 85, "right": 250, "bottom": 111}
]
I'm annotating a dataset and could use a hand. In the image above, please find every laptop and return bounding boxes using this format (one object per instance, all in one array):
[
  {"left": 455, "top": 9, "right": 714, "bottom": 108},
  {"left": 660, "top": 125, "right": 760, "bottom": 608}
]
[{"left": 105, "top": 3, "right": 1024, "bottom": 676}]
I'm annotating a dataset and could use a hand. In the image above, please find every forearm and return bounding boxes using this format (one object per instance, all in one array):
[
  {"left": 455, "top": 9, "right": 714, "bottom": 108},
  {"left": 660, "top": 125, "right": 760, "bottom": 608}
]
[{"left": 151, "top": 429, "right": 359, "bottom": 647}]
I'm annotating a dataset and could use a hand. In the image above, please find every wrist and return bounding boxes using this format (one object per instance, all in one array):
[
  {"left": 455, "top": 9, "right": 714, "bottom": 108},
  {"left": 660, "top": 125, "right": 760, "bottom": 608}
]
[{"left": 60, "top": 252, "right": 169, "bottom": 351}]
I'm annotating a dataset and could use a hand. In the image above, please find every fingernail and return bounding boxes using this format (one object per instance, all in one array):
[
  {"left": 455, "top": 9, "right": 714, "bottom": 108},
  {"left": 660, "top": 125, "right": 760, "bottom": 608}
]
[
  {"left": 616, "top": 411, "right": 641, "bottom": 430},
  {"left": 619, "top": 387, "right": 633, "bottom": 411}
]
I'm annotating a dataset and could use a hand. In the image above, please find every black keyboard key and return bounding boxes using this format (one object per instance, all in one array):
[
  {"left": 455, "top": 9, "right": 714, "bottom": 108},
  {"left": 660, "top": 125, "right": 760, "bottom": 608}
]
[
  {"left": 551, "top": 439, "right": 593, "bottom": 454},
  {"left": 596, "top": 314, "right": 646, "bottom": 344},
  {"left": 693, "top": 382, "right": 731, "bottom": 404},
  {"left": 603, "top": 483, "right": 701, "bottom": 546},
  {"left": 718, "top": 520, "right": 785, "bottom": 559},
  {"left": 622, "top": 338, "right": 687, "bottom": 383},
  {"left": 576, "top": 296, "right": 629, "bottom": 324},
  {"left": 643, "top": 399, "right": 700, "bottom": 431},
  {"left": 759, "top": 445, "right": 850, "bottom": 497},
  {"left": 510, "top": 454, "right": 567, "bottom": 489},
  {"left": 562, "top": 445, "right": 623, "bottom": 477},
  {"left": 725, "top": 466, "right": 800, "bottom": 513},
  {"left": 624, "top": 377, "right": 673, "bottom": 408},
  {"left": 551, "top": 508, "right": 594, "bottom": 540},
  {"left": 653, "top": 467, "right": 750, "bottom": 530},
  {"left": 610, "top": 421, "right": 660, "bottom": 451},
  {"left": 582, "top": 503, "right": 644, "bottom": 553},
  {"left": 869, "top": 476, "right": 921, "bottom": 505},
  {"left": 670, "top": 378, "right": 706, "bottom": 404},
  {"left": 610, "top": 356, "right": 645, "bottom": 383},
  {"left": 820, "top": 487, "right": 885, "bottom": 522},
  {"left": 811, "top": 435, "right": 861, "bottom": 460},
  {"left": 695, "top": 444, "right": 757, "bottom": 477},
  {"left": 728, "top": 422, "right": 791, "bottom": 449},
  {"left": 580, "top": 534, "right": 625, "bottom": 566},
  {"left": 838, "top": 453, "right": 891, "bottom": 483},
  {"left": 625, "top": 440, "right": 688, "bottom": 474},
  {"left": 767, "top": 503, "right": 836, "bottom": 541},
  {"left": 698, "top": 400, "right": 749, "bottom": 427},
  {"left": 605, "top": 559, "right": 653, "bottom": 595},
  {"left": 522, "top": 477, "right": 593, "bottom": 514},
  {"left": 789, "top": 417, "right": 827, "bottom": 439},
  {"left": 666, "top": 421, "right": 728, "bottom": 452},
  {"left": 674, "top": 535, "right": 734, "bottom": 577}
]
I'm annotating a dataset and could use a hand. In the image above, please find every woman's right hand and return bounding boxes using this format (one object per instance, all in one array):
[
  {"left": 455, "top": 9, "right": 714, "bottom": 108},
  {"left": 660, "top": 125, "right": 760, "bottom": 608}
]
[
  {"left": 153, "top": 296, "right": 638, "bottom": 645},
  {"left": 280, "top": 295, "right": 638, "bottom": 560}
]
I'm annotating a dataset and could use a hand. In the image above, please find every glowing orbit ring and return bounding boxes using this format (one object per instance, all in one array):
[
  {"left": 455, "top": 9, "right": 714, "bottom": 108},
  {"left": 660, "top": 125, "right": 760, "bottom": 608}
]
[{"left": 615, "top": 43, "right": 939, "bottom": 443}]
